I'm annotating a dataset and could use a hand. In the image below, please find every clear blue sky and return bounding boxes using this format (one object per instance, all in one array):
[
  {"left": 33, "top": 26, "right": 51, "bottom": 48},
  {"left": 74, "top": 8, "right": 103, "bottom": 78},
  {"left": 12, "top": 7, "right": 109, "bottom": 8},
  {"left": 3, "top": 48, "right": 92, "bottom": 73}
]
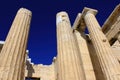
[{"left": 0, "top": 0, "right": 119, "bottom": 65}]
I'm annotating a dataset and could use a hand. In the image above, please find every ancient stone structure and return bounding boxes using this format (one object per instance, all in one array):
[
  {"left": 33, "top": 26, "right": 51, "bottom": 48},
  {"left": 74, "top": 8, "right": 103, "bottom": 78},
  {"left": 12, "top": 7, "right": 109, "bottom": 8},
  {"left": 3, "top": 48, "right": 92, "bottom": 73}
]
[
  {"left": 56, "top": 12, "right": 85, "bottom": 80},
  {"left": 0, "top": 8, "right": 32, "bottom": 80},
  {"left": 0, "top": 4, "right": 120, "bottom": 80}
]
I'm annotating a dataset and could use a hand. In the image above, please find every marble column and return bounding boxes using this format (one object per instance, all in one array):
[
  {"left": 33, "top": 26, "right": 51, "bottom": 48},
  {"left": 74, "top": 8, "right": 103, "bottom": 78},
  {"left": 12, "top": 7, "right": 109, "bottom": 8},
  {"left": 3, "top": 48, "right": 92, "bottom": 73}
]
[
  {"left": 74, "top": 30, "right": 96, "bottom": 80},
  {"left": 56, "top": 12, "right": 85, "bottom": 80},
  {"left": 83, "top": 8, "right": 120, "bottom": 80},
  {"left": 0, "top": 8, "right": 32, "bottom": 80},
  {"left": 117, "top": 34, "right": 120, "bottom": 43}
]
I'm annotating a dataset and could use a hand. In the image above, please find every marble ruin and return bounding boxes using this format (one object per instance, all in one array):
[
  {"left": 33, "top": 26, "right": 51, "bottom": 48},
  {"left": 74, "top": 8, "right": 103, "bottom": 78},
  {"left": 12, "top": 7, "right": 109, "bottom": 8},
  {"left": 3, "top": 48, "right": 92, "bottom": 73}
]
[{"left": 0, "top": 4, "right": 120, "bottom": 80}]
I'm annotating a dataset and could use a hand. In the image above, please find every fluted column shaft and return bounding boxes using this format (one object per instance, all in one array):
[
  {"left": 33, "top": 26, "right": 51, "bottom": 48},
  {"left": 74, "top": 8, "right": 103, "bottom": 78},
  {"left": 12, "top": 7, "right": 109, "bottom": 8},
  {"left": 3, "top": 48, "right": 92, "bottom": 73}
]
[
  {"left": 84, "top": 10, "right": 120, "bottom": 80},
  {"left": 0, "top": 8, "right": 32, "bottom": 80},
  {"left": 56, "top": 12, "right": 85, "bottom": 80},
  {"left": 74, "top": 30, "right": 96, "bottom": 80}
]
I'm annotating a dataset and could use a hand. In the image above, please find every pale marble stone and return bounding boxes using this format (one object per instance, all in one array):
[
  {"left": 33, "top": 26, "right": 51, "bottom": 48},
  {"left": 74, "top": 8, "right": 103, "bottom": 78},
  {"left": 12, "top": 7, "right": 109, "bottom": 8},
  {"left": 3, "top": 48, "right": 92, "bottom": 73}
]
[
  {"left": 83, "top": 7, "right": 120, "bottom": 80},
  {"left": 74, "top": 30, "right": 96, "bottom": 80},
  {"left": 56, "top": 12, "right": 85, "bottom": 80},
  {"left": 0, "top": 4, "right": 120, "bottom": 80},
  {"left": 0, "top": 8, "right": 32, "bottom": 80}
]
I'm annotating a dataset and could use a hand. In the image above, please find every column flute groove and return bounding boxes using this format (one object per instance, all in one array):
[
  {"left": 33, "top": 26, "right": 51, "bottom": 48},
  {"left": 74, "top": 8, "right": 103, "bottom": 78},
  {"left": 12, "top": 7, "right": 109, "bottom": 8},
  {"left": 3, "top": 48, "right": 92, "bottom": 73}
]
[
  {"left": 12, "top": 13, "right": 29, "bottom": 80},
  {"left": 0, "top": 12, "right": 24, "bottom": 80},
  {"left": 18, "top": 17, "right": 30, "bottom": 80},
  {"left": 83, "top": 8, "right": 120, "bottom": 80},
  {"left": 56, "top": 12, "right": 85, "bottom": 80},
  {"left": 7, "top": 11, "right": 27, "bottom": 80},
  {"left": 0, "top": 8, "right": 32, "bottom": 80}
]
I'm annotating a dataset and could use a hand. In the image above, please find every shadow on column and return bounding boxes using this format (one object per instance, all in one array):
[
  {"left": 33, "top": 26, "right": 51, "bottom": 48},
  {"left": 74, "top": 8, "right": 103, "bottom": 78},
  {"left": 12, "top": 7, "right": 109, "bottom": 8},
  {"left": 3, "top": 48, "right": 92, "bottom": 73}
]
[
  {"left": 86, "top": 35, "right": 106, "bottom": 80},
  {"left": 26, "top": 60, "right": 35, "bottom": 77}
]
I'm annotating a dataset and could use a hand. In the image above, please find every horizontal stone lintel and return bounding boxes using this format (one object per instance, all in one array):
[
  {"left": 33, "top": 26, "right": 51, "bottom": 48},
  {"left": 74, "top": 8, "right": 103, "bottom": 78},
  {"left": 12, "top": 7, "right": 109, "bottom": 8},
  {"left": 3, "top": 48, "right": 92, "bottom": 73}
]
[{"left": 102, "top": 4, "right": 120, "bottom": 45}]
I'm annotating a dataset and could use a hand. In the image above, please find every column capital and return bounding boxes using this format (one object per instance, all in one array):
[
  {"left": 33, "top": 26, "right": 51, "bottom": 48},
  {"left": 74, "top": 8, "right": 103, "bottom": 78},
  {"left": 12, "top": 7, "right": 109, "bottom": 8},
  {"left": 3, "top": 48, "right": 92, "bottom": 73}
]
[
  {"left": 18, "top": 8, "right": 32, "bottom": 16},
  {"left": 56, "top": 11, "right": 68, "bottom": 17},
  {"left": 72, "top": 7, "right": 97, "bottom": 31},
  {"left": 56, "top": 11, "right": 70, "bottom": 25},
  {"left": 82, "top": 7, "right": 98, "bottom": 17}
]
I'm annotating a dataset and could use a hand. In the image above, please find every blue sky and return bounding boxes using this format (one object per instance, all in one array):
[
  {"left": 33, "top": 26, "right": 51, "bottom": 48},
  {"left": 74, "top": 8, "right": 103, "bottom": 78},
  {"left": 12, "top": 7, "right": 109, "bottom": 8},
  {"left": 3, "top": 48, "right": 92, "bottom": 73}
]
[{"left": 0, "top": 0, "right": 119, "bottom": 65}]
